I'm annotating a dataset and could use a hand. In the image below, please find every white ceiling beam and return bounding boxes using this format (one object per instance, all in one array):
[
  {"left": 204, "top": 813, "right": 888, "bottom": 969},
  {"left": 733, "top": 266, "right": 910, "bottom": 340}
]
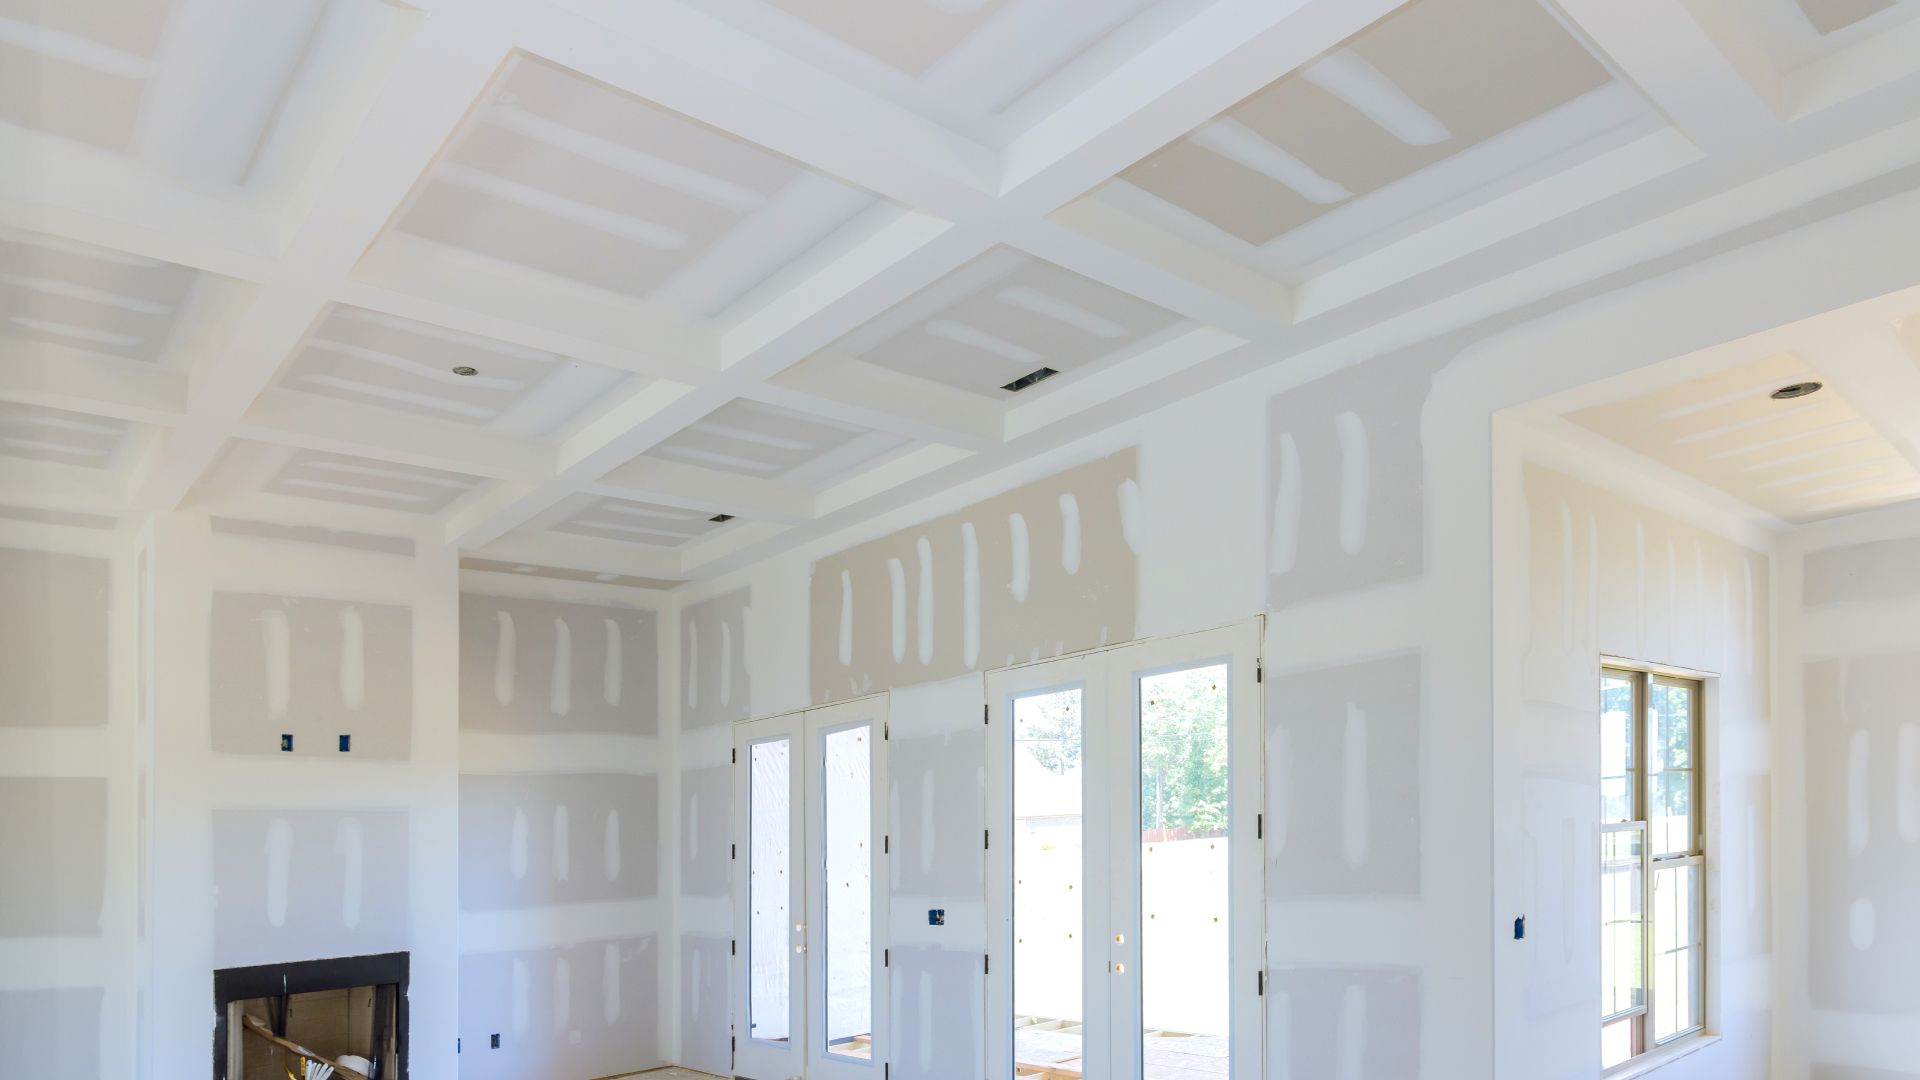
[
  {"left": 0, "top": 459, "right": 127, "bottom": 516},
  {"left": 1012, "top": 215, "right": 1288, "bottom": 341},
  {"left": 445, "top": 379, "right": 719, "bottom": 547},
  {"left": 469, "top": 528, "right": 686, "bottom": 581},
  {"left": 587, "top": 457, "right": 815, "bottom": 524},
  {"left": 515, "top": 0, "right": 1000, "bottom": 221},
  {"left": 721, "top": 213, "right": 989, "bottom": 376},
  {"left": 751, "top": 360, "right": 1004, "bottom": 451},
  {"left": 0, "top": 351, "right": 188, "bottom": 425},
  {"left": 0, "top": 133, "right": 280, "bottom": 280},
  {"left": 1546, "top": 0, "right": 1782, "bottom": 156},
  {"left": 181, "top": 488, "right": 446, "bottom": 540},
  {"left": 234, "top": 391, "right": 555, "bottom": 482},
  {"left": 347, "top": 232, "right": 720, "bottom": 379},
  {"left": 126, "top": 11, "right": 517, "bottom": 513},
  {"left": 1000, "top": 0, "right": 1415, "bottom": 212}
]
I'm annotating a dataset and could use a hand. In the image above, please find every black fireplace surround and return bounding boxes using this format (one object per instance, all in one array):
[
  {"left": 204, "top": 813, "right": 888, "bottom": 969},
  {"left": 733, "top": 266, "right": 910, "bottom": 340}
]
[{"left": 212, "top": 951, "right": 408, "bottom": 1080}]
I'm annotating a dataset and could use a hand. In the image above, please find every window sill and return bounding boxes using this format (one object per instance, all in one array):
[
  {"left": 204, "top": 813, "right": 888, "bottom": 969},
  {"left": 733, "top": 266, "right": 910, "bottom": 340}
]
[{"left": 1603, "top": 1033, "right": 1720, "bottom": 1080}]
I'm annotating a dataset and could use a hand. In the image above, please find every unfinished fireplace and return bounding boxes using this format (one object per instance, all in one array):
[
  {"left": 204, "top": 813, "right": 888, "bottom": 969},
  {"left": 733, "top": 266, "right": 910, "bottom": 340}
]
[{"left": 214, "top": 952, "right": 407, "bottom": 1080}]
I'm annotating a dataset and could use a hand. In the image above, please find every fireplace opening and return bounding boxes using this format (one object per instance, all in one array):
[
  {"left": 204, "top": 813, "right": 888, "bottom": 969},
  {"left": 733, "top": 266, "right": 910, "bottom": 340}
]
[{"left": 214, "top": 952, "right": 407, "bottom": 1080}]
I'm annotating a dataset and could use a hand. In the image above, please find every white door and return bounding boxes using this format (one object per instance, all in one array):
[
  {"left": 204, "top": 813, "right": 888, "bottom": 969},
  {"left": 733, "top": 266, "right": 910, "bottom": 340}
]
[
  {"left": 987, "top": 622, "right": 1264, "bottom": 1080},
  {"left": 734, "top": 697, "right": 890, "bottom": 1080},
  {"left": 735, "top": 711, "right": 806, "bottom": 1080},
  {"left": 803, "top": 697, "right": 890, "bottom": 1080}
]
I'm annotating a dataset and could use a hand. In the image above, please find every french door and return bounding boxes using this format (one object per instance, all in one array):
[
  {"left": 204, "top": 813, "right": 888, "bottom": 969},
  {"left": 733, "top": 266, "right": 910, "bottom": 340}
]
[
  {"left": 986, "top": 622, "right": 1263, "bottom": 1080},
  {"left": 733, "top": 696, "right": 890, "bottom": 1080}
]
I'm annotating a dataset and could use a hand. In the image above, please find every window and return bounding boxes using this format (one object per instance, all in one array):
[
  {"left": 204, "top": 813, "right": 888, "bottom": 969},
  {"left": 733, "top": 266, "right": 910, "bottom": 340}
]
[{"left": 1600, "top": 667, "right": 1704, "bottom": 1070}]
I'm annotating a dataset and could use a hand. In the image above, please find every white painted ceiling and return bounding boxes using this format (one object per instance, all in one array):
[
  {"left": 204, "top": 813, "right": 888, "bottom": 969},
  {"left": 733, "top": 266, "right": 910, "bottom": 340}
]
[
  {"left": 1536, "top": 284, "right": 1920, "bottom": 525},
  {"left": 5, "top": 0, "right": 1920, "bottom": 584}
]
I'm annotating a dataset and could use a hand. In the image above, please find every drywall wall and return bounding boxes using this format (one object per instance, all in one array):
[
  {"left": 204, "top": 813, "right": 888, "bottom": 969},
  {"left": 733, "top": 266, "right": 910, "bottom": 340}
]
[
  {"left": 1493, "top": 447, "right": 1774, "bottom": 1080},
  {"left": 676, "top": 587, "right": 752, "bottom": 1074},
  {"left": 1777, "top": 502, "right": 1920, "bottom": 1080},
  {"left": 0, "top": 516, "right": 136, "bottom": 1080},
  {"left": 810, "top": 450, "right": 1138, "bottom": 702},
  {"left": 457, "top": 578, "right": 669, "bottom": 1078},
  {"left": 675, "top": 332, "right": 1484, "bottom": 1079},
  {"left": 145, "top": 512, "right": 461, "bottom": 1080},
  {"left": 669, "top": 151, "right": 1920, "bottom": 1080},
  {"left": 887, "top": 675, "right": 988, "bottom": 1080}
]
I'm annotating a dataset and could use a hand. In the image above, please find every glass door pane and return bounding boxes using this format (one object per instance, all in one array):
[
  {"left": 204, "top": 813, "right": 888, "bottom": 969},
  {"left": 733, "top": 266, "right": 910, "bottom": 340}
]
[
  {"left": 750, "top": 737, "right": 794, "bottom": 1044},
  {"left": 736, "top": 711, "right": 807, "bottom": 1080},
  {"left": 822, "top": 723, "right": 874, "bottom": 1060},
  {"left": 1137, "top": 664, "right": 1232, "bottom": 1080},
  {"left": 1013, "top": 688, "right": 1087, "bottom": 1078},
  {"left": 804, "top": 698, "right": 888, "bottom": 1080}
]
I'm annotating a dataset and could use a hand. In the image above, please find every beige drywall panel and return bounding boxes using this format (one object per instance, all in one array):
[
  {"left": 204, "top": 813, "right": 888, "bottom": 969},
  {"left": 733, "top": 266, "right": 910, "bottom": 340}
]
[
  {"left": 810, "top": 449, "right": 1138, "bottom": 702},
  {"left": 0, "top": 546, "right": 110, "bottom": 727},
  {"left": 209, "top": 592, "right": 413, "bottom": 759}
]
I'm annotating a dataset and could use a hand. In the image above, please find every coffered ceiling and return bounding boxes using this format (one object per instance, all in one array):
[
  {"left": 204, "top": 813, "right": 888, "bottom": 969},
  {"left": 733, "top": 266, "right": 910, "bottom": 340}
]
[{"left": 5, "top": 0, "right": 1920, "bottom": 585}]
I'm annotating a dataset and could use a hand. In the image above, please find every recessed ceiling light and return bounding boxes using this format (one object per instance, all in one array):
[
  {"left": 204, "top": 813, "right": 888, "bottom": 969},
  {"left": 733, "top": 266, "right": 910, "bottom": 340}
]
[
  {"left": 709, "top": 513, "right": 735, "bottom": 523},
  {"left": 452, "top": 366, "right": 478, "bottom": 377},
  {"left": 1771, "top": 381, "right": 1822, "bottom": 399}
]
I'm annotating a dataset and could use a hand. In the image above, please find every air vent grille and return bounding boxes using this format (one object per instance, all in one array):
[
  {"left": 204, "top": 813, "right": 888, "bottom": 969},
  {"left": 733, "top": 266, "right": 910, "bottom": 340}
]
[{"left": 1000, "top": 367, "right": 1059, "bottom": 393}]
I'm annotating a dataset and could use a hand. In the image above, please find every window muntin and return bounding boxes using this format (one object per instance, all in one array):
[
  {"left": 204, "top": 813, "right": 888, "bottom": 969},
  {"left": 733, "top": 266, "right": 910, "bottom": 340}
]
[{"left": 1599, "top": 668, "right": 1704, "bottom": 1069}]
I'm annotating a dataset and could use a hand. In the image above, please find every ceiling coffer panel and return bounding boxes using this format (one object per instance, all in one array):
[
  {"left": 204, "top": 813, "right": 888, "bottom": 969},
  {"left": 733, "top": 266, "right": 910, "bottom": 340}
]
[
  {"left": 262, "top": 449, "right": 482, "bottom": 514},
  {"left": 1795, "top": 0, "right": 1897, "bottom": 35},
  {"left": 1566, "top": 353, "right": 1920, "bottom": 522},
  {"left": 644, "top": 398, "right": 889, "bottom": 480},
  {"left": 0, "top": 401, "right": 131, "bottom": 470},
  {"left": 277, "top": 305, "right": 626, "bottom": 432},
  {"left": 825, "top": 247, "right": 1183, "bottom": 398},
  {"left": 1118, "top": 0, "right": 1611, "bottom": 247},
  {"left": 389, "top": 53, "right": 878, "bottom": 313},
  {"left": 0, "top": 231, "right": 202, "bottom": 365},
  {"left": 551, "top": 497, "right": 725, "bottom": 547}
]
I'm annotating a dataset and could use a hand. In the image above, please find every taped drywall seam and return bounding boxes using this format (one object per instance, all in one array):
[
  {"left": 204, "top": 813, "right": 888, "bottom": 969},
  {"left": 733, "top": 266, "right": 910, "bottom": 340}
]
[{"left": 1006, "top": 515, "right": 1030, "bottom": 602}]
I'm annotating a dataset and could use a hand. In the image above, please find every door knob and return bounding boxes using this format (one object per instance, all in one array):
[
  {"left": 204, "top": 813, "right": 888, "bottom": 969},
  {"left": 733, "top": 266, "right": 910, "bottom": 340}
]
[{"left": 796, "top": 944, "right": 808, "bottom": 954}]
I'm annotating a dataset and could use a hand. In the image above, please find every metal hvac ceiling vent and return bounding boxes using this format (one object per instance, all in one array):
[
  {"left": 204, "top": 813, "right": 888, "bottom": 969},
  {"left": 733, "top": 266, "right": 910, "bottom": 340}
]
[
  {"left": 1000, "top": 366, "right": 1059, "bottom": 393},
  {"left": 709, "top": 513, "right": 735, "bottom": 523}
]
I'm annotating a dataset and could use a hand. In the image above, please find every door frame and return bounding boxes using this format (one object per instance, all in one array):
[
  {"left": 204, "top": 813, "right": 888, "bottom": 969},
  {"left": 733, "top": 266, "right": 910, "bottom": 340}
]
[
  {"left": 983, "top": 619, "right": 1265, "bottom": 1080},
  {"left": 733, "top": 695, "right": 891, "bottom": 1080},
  {"left": 802, "top": 696, "right": 891, "bottom": 1080},
  {"left": 733, "top": 709, "right": 808, "bottom": 1080},
  {"left": 984, "top": 651, "right": 1112, "bottom": 1080}
]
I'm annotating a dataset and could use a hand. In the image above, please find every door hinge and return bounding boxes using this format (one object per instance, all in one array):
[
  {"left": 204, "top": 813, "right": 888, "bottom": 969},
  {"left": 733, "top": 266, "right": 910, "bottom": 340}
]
[
  {"left": 1256, "top": 813, "right": 1263, "bottom": 840},
  {"left": 731, "top": 747, "right": 737, "bottom": 764},
  {"left": 885, "top": 1063, "right": 890, "bottom": 1080},
  {"left": 884, "top": 721, "right": 889, "bottom": 741},
  {"left": 730, "top": 939, "right": 736, "bottom": 956},
  {"left": 1257, "top": 970, "right": 1264, "bottom": 996},
  {"left": 984, "top": 953, "right": 991, "bottom": 975},
  {"left": 984, "top": 829, "right": 990, "bottom": 850},
  {"left": 983, "top": 703, "right": 989, "bottom": 725},
  {"left": 884, "top": 948, "right": 889, "bottom": 968},
  {"left": 883, "top": 835, "right": 889, "bottom": 854},
  {"left": 1256, "top": 661, "right": 1263, "bottom": 684},
  {"left": 731, "top": 842, "right": 737, "bottom": 860}
]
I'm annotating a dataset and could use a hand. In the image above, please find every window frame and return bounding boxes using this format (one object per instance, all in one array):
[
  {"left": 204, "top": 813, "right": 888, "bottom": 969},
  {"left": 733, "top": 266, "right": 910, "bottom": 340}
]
[{"left": 1600, "top": 664, "right": 1706, "bottom": 1072}]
